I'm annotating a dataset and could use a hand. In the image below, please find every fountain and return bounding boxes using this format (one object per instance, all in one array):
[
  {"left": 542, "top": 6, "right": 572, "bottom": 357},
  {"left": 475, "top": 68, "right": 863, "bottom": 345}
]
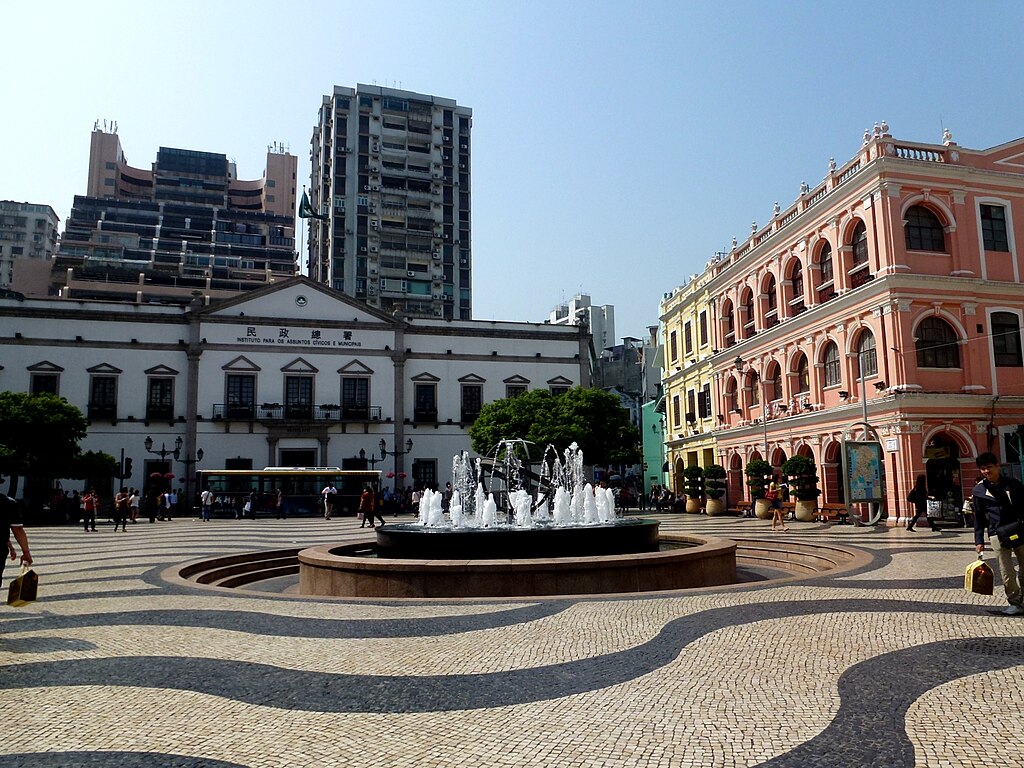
[
  {"left": 375, "top": 441, "right": 660, "bottom": 559},
  {"left": 298, "top": 441, "right": 737, "bottom": 598}
]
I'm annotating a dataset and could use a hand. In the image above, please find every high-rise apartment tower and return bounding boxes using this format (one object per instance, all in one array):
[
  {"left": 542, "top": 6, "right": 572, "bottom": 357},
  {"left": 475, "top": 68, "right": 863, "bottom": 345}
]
[
  {"left": 308, "top": 85, "right": 472, "bottom": 319},
  {"left": 52, "top": 125, "right": 297, "bottom": 303}
]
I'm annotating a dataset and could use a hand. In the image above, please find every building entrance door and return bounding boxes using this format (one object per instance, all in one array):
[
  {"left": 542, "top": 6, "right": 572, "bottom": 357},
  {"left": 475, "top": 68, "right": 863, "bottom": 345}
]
[{"left": 280, "top": 449, "right": 317, "bottom": 467}]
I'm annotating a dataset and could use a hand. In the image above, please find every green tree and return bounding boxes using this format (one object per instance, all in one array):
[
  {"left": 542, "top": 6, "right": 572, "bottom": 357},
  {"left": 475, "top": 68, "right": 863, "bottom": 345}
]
[
  {"left": 0, "top": 392, "right": 89, "bottom": 497},
  {"left": 745, "top": 459, "right": 773, "bottom": 500},
  {"left": 469, "top": 387, "right": 641, "bottom": 467}
]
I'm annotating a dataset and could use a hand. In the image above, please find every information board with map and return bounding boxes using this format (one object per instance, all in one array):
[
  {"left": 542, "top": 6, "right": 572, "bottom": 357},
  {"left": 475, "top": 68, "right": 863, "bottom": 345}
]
[{"left": 844, "top": 440, "right": 884, "bottom": 503}]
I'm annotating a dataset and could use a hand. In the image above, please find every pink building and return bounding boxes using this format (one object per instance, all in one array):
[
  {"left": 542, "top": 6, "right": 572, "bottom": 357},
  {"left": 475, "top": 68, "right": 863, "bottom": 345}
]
[{"left": 704, "top": 126, "right": 1024, "bottom": 523}]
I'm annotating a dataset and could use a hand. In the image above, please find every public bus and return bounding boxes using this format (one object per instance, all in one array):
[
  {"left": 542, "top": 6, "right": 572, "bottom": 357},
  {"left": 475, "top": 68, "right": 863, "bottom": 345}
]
[{"left": 195, "top": 467, "right": 379, "bottom": 518}]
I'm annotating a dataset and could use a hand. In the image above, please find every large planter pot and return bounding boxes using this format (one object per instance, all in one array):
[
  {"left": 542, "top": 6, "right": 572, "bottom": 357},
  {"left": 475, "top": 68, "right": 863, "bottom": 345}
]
[
  {"left": 795, "top": 500, "right": 817, "bottom": 522},
  {"left": 754, "top": 499, "right": 772, "bottom": 519},
  {"left": 705, "top": 498, "right": 725, "bottom": 516},
  {"left": 685, "top": 497, "right": 702, "bottom": 513}
]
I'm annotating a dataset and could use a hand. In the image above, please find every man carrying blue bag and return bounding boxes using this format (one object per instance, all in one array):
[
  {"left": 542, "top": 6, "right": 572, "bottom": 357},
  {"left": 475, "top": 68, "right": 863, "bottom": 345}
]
[{"left": 972, "top": 452, "right": 1024, "bottom": 616}]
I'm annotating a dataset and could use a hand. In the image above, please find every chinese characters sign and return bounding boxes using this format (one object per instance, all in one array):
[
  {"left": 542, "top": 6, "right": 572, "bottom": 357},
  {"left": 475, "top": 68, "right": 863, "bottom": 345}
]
[{"left": 235, "top": 326, "right": 362, "bottom": 347}]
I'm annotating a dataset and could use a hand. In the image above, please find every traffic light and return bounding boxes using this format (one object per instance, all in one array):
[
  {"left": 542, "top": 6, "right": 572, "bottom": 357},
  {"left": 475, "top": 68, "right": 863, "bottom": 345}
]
[{"left": 123, "top": 458, "right": 133, "bottom": 479}]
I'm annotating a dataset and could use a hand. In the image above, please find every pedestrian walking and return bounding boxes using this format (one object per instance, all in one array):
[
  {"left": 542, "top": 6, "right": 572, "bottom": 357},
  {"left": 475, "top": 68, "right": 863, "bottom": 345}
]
[
  {"left": 200, "top": 487, "right": 214, "bottom": 522},
  {"left": 321, "top": 483, "right": 337, "bottom": 520},
  {"left": 112, "top": 487, "right": 130, "bottom": 532},
  {"left": 906, "top": 474, "right": 939, "bottom": 532},
  {"left": 971, "top": 451, "right": 1024, "bottom": 616},
  {"left": 82, "top": 488, "right": 99, "bottom": 532},
  {"left": 768, "top": 481, "right": 788, "bottom": 532},
  {"left": 359, "top": 485, "right": 377, "bottom": 528},
  {"left": 1, "top": 491, "right": 32, "bottom": 590},
  {"left": 274, "top": 488, "right": 285, "bottom": 519},
  {"left": 128, "top": 488, "right": 140, "bottom": 523}
]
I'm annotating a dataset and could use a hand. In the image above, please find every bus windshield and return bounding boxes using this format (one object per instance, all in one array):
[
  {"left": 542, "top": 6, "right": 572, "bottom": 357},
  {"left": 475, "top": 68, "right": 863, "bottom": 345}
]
[{"left": 195, "top": 468, "right": 379, "bottom": 518}]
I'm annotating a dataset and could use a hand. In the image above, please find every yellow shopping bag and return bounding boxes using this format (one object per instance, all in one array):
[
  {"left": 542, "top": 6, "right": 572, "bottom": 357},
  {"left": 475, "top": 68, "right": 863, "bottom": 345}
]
[
  {"left": 964, "top": 558, "right": 994, "bottom": 596},
  {"left": 6, "top": 564, "right": 39, "bottom": 607}
]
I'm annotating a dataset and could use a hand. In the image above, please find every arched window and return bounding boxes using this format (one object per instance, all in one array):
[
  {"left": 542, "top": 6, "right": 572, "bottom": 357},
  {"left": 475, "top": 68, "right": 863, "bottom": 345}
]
[
  {"left": 816, "top": 242, "right": 835, "bottom": 302},
  {"left": 823, "top": 342, "right": 841, "bottom": 387},
  {"left": 764, "top": 276, "right": 778, "bottom": 327},
  {"left": 789, "top": 260, "right": 805, "bottom": 314},
  {"left": 794, "top": 354, "right": 810, "bottom": 394},
  {"left": 992, "top": 311, "right": 1023, "bottom": 368},
  {"left": 742, "top": 290, "right": 755, "bottom": 338},
  {"left": 856, "top": 331, "right": 878, "bottom": 377},
  {"left": 849, "top": 222, "right": 873, "bottom": 287},
  {"left": 726, "top": 378, "right": 739, "bottom": 411},
  {"left": 749, "top": 372, "right": 760, "bottom": 406},
  {"left": 767, "top": 362, "right": 783, "bottom": 401},
  {"left": 723, "top": 299, "right": 735, "bottom": 347},
  {"left": 916, "top": 317, "right": 960, "bottom": 368},
  {"left": 905, "top": 205, "right": 946, "bottom": 252}
]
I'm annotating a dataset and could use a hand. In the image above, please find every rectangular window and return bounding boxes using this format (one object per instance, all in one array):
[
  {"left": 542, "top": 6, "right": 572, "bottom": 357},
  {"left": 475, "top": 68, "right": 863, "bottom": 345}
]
[
  {"left": 284, "top": 375, "right": 313, "bottom": 419},
  {"left": 981, "top": 204, "right": 1010, "bottom": 252},
  {"left": 669, "top": 331, "right": 678, "bottom": 362},
  {"left": 461, "top": 384, "right": 482, "bottom": 422},
  {"left": 225, "top": 374, "right": 255, "bottom": 418},
  {"left": 684, "top": 322, "right": 693, "bottom": 355},
  {"left": 89, "top": 376, "right": 118, "bottom": 419},
  {"left": 505, "top": 384, "right": 527, "bottom": 399},
  {"left": 992, "top": 312, "right": 1023, "bottom": 367},
  {"left": 146, "top": 377, "right": 174, "bottom": 420},
  {"left": 30, "top": 373, "right": 59, "bottom": 396},
  {"left": 698, "top": 312, "right": 708, "bottom": 347},
  {"left": 698, "top": 384, "right": 712, "bottom": 419},
  {"left": 341, "top": 377, "right": 370, "bottom": 419},
  {"left": 414, "top": 383, "right": 438, "bottom": 422},
  {"left": 672, "top": 395, "right": 681, "bottom": 428},
  {"left": 412, "top": 459, "right": 436, "bottom": 491},
  {"left": 686, "top": 390, "right": 696, "bottom": 422}
]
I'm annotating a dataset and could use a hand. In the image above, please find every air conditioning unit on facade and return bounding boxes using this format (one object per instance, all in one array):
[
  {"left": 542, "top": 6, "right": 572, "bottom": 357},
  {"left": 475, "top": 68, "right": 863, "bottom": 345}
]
[{"left": 407, "top": 271, "right": 416, "bottom": 277}]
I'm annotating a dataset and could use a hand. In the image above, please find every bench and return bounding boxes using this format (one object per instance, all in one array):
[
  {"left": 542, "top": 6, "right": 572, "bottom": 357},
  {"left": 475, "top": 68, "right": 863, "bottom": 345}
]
[
  {"left": 818, "top": 502, "right": 849, "bottom": 524},
  {"left": 728, "top": 504, "right": 752, "bottom": 518}
]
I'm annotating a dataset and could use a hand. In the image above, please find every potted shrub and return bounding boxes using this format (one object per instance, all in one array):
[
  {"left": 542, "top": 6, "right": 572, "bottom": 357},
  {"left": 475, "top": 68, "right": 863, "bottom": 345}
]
[
  {"left": 682, "top": 464, "right": 704, "bottom": 513},
  {"left": 782, "top": 455, "right": 821, "bottom": 522},
  {"left": 703, "top": 463, "right": 727, "bottom": 516},
  {"left": 745, "top": 459, "right": 773, "bottom": 519}
]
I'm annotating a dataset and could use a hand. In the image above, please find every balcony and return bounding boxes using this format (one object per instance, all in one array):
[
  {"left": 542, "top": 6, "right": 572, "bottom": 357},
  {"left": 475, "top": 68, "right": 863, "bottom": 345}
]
[
  {"left": 88, "top": 403, "right": 117, "bottom": 421},
  {"left": 217, "top": 403, "right": 383, "bottom": 422},
  {"left": 146, "top": 405, "right": 174, "bottom": 421},
  {"left": 413, "top": 407, "right": 438, "bottom": 423}
]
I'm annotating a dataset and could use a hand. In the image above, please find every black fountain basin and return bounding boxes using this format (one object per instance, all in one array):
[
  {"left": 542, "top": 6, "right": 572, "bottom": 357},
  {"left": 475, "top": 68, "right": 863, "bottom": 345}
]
[{"left": 374, "top": 518, "right": 661, "bottom": 560}]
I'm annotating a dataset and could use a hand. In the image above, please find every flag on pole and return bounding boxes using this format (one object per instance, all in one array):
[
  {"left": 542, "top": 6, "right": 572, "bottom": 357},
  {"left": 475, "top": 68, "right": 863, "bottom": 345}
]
[{"left": 298, "top": 190, "right": 328, "bottom": 220}]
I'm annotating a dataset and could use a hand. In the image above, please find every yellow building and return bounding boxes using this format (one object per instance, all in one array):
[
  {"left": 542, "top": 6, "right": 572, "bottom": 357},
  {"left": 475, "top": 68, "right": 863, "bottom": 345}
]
[{"left": 660, "top": 270, "right": 719, "bottom": 497}]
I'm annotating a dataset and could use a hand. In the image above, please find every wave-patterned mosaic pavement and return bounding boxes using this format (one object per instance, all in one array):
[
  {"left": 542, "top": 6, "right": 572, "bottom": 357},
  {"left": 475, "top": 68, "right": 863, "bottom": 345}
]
[{"left": 1, "top": 514, "right": 1021, "bottom": 767}]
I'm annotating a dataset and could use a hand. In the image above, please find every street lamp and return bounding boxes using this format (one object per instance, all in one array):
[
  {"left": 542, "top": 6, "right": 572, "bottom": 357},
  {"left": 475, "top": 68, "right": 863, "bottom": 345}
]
[
  {"left": 358, "top": 448, "right": 383, "bottom": 469},
  {"left": 144, "top": 435, "right": 180, "bottom": 461},
  {"left": 734, "top": 356, "right": 769, "bottom": 459},
  {"left": 379, "top": 438, "right": 414, "bottom": 489},
  {"left": 175, "top": 446, "right": 204, "bottom": 514}
]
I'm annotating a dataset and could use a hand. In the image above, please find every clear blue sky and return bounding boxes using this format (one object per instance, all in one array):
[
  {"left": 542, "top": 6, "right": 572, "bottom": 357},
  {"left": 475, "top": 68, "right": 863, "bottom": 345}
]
[{"left": 3, "top": 1, "right": 1022, "bottom": 341}]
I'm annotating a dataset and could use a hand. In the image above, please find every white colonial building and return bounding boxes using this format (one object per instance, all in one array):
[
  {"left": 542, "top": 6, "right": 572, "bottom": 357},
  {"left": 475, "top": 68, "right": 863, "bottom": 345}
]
[{"left": 0, "top": 277, "right": 590, "bottom": 498}]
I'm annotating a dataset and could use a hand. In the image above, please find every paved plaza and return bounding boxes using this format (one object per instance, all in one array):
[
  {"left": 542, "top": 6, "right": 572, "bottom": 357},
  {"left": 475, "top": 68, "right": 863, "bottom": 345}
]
[{"left": 1, "top": 513, "right": 1022, "bottom": 767}]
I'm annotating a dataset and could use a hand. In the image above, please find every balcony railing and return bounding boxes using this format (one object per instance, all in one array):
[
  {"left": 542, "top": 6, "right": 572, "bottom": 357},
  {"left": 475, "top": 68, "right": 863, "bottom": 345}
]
[
  {"left": 213, "top": 404, "right": 383, "bottom": 422},
  {"left": 88, "top": 403, "right": 117, "bottom": 420},
  {"left": 413, "top": 407, "right": 438, "bottom": 423}
]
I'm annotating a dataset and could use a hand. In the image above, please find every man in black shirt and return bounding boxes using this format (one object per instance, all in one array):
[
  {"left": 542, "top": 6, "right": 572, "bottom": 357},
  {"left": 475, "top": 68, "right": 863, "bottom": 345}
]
[
  {"left": 1, "top": 490, "right": 33, "bottom": 588},
  {"left": 972, "top": 452, "right": 1024, "bottom": 616}
]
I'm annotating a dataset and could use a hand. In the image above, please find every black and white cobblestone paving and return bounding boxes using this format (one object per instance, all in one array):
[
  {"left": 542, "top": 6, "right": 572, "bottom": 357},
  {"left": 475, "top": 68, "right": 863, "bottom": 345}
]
[{"left": 1, "top": 514, "right": 1021, "bottom": 767}]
